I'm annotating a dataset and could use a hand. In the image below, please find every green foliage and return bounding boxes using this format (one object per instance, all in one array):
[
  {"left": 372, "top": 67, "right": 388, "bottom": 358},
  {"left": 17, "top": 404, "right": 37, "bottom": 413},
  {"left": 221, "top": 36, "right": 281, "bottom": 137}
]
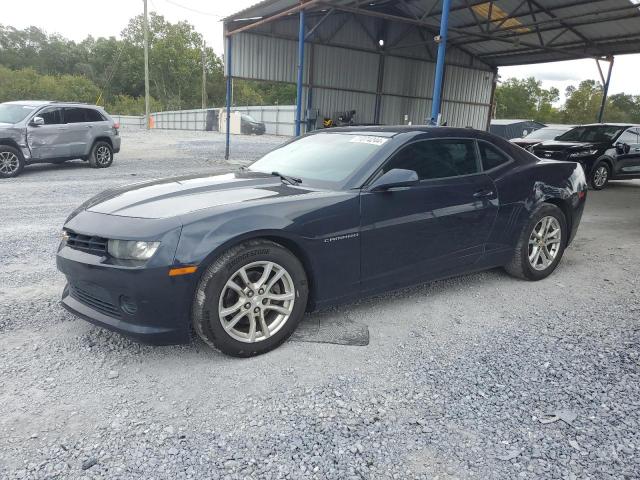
[
  {"left": 562, "top": 80, "right": 603, "bottom": 124},
  {"left": 496, "top": 76, "right": 640, "bottom": 124},
  {"left": 495, "top": 77, "right": 560, "bottom": 123},
  {"left": 106, "top": 94, "right": 162, "bottom": 116},
  {"left": 0, "top": 65, "right": 100, "bottom": 104},
  {"left": 0, "top": 18, "right": 296, "bottom": 113}
]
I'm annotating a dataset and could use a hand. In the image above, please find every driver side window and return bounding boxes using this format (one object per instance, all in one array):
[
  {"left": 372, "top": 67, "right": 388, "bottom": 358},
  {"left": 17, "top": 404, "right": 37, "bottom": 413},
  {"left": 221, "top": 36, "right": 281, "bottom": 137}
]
[
  {"left": 383, "top": 139, "right": 479, "bottom": 180},
  {"left": 38, "top": 107, "right": 63, "bottom": 125}
]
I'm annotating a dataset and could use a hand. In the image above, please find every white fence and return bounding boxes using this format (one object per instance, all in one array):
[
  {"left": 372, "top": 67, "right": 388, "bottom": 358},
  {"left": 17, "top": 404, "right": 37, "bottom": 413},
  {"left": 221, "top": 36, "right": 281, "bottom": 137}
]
[{"left": 110, "top": 105, "right": 296, "bottom": 136}]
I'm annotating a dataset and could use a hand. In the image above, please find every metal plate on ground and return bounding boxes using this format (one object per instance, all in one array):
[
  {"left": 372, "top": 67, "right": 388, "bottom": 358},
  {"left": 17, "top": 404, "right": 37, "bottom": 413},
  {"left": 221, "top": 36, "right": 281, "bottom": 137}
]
[{"left": 291, "top": 311, "right": 369, "bottom": 346}]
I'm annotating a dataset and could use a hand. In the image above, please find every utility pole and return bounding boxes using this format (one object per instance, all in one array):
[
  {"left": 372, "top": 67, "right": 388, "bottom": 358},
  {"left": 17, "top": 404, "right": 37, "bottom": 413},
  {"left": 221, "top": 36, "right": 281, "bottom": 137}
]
[
  {"left": 201, "top": 41, "right": 207, "bottom": 109},
  {"left": 143, "top": 0, "right": 150, "bottom": 130}
]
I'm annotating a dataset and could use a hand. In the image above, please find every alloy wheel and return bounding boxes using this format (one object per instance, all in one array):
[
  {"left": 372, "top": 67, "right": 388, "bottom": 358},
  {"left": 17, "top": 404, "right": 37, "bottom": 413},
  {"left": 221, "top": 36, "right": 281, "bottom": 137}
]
[
  {"left": 0, "top": 151, "right": 19, "bottom": 175},
  {"left": 528, "top": 216, "right": 562, "bottom": 271},
  {"left": 218, "top": 261, "right": 295, "bottom": 343},
  {"left": 594, "top": 165, "right": 608, "bottom": 187},
  {"left": 96, "top": 146, "right": 112, "bottom": 166}
]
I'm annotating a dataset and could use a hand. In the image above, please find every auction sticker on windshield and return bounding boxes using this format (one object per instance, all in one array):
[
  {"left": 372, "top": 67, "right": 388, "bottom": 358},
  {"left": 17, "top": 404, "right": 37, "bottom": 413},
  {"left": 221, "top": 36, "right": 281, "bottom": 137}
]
[{"left": 349, "top": 136, "right": 389, "bottom": 146}]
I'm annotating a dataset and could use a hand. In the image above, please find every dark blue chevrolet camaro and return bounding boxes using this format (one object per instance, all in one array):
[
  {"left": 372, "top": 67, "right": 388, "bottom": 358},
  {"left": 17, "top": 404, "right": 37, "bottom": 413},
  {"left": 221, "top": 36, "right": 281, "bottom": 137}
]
[{"left": 56, "top": 127, "right": 587, "bottom": 356}]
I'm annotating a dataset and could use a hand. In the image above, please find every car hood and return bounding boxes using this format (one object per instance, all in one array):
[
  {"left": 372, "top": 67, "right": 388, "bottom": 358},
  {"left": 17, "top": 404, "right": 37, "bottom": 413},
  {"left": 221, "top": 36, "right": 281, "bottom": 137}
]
[
  {"left": 83, "top": 172, "right": 322, "bottom": 219},
  {"left": 534, "top": 140, "right": 606, "bottom": 152},
  {"left": 511, "top": 138, "right": 544, "bottom": 146}
]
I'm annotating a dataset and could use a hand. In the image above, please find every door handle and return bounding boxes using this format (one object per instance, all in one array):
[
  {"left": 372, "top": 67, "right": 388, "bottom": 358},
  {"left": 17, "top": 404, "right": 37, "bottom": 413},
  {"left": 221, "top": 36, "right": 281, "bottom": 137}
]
[{"left": 473, "top": 189, "right": 494, "bottom": 199}]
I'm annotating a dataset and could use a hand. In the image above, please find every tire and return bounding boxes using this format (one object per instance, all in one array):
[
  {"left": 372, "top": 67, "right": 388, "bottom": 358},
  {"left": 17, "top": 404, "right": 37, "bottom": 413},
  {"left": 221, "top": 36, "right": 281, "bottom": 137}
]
[
  {"left": 504, "top": 203, "right": 567, "bottom": 281},
  {"left": 0, "top": 145, "right": 25, "bottom": 179},
  {"left": 192, "top": 240, "right": 309, "bottom": 357},
  {"left": 89, "top": 141, "right": 113, "bottom": 168},
  {"left": 590, "top": 162, "right": 610, "bottom": 190}
]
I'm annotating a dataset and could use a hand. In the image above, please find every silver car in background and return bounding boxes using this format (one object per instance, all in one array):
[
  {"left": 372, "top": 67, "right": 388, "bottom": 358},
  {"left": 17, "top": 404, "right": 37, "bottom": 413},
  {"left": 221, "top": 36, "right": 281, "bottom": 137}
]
[{"left": 0, "top": 101, "right": 121, "bottom": 178}]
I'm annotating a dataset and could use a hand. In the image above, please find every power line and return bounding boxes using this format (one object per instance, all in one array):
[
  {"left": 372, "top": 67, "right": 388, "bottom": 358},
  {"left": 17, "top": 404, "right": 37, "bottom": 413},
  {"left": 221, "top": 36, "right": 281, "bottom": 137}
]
[{"left": 161, "top": 0, "right": 226, "bottom": 18}]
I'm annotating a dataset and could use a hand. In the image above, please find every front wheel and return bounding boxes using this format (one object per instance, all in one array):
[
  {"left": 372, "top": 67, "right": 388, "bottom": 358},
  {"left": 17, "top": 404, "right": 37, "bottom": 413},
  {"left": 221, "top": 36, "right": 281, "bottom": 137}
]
[
  {"left": 505, "top": 203, "right": 567, "bottom": 281},
  {"left": 89, "top": 141, "right": 113, "bottom": 168},
  {"left": 590, "top": 162, "right": 610, "bottom": 190},
  {"left": 192, "top": 240, "right": 309, "bottom": 357},
  {"left": 0, "top": 146, "right": 25, "bottom": 179}
]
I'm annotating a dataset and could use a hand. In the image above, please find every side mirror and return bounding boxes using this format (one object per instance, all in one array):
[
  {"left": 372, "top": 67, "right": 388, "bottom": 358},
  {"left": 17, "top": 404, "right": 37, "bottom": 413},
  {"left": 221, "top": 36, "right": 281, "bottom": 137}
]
[
  {"left": 615, "top": 142, "right": 630, "bottom": 154},
  {"left": 369, "top": 168, "right": 419, "bottom": 191},
  {"left": 30, "top": 116, "right": 44, "bottom": 126}
]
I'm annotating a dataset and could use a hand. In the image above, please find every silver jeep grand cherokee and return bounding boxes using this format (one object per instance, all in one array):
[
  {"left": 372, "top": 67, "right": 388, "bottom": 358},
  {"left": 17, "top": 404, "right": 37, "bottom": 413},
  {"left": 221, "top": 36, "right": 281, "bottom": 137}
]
[{"left": 0, "top": 101, "right": 121, "bottom": 178}]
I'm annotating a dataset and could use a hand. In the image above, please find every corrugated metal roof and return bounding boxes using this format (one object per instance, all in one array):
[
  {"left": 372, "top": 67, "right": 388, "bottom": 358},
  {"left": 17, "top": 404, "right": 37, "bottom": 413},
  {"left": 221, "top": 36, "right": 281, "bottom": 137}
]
[{"left": 224, "top": 0, "right": 640, "bottom": 66}]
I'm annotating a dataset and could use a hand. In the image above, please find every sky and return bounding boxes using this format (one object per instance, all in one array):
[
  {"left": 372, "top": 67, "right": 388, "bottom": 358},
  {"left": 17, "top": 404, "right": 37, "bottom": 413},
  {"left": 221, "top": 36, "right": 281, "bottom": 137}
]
[{"left": 2, "top": 0, "right": 640, "bottom": 103}]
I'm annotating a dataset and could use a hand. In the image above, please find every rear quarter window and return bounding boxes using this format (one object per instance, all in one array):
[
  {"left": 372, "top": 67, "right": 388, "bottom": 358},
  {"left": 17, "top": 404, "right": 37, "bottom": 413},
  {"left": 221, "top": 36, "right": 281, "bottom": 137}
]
[
  {"left": 479, "top": 141, "right": 510, "bottom": 170},
  {"left": 84, "top": 109, "right": 105, "bottom": 122}
]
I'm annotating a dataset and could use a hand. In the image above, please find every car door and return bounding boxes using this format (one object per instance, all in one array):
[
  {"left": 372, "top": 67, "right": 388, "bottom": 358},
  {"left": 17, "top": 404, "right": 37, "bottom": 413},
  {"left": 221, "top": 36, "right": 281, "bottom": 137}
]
[
  {"left": 615, "top": 128, "right": 640, "bottom": 176},
  {"left": 360, "top": 138, "right": 499, "bottom": 293},
  {"left": 64, "top": 107, "right": 95, "bottom": 157},
  {"left": 27, "top": 106, "right": 70, "bottom": 160}
]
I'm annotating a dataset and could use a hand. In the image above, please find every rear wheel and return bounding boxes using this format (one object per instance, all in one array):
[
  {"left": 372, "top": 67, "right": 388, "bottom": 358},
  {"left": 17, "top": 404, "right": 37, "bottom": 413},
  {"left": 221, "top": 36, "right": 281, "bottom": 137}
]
[
  {"left": 89, "top": 141, "right": 113, "bottom": 168},
  {"left": 505, "top": 203, "right": 567, "bottom": 281},
  {"left": 0, "top": 146, "right": 24, "bottom": 179},
  {"left": 590, "top": 162, "right": 610, "bottom": 190},
  {"left": 192, "top": 240, "right": 309, "bottom": 357}
]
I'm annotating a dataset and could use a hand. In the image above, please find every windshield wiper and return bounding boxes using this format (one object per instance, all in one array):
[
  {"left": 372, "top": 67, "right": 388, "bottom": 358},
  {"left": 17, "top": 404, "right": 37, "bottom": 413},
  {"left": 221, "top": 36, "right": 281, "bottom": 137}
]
[{"left": 271, "top": 171, "right": 302, "bottom": 185}]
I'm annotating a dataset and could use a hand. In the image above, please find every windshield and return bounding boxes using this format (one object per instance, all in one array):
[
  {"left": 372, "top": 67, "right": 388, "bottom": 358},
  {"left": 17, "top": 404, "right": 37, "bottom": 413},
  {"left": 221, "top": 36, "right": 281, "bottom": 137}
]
[
  {"left": 242, "top": 114, "right": 258, "bottom": 123},
  {"left": 525, "top": 128, "right": 566, "bottom": 141},
  {"left": 0, "top": 104, "right": 36, "bottom": 124},
  {"left": 249, "top": 133, "right": 389, "bottom": 188},
  {"left": 556, "top": 125, "right": 625, "bottom": 143}
]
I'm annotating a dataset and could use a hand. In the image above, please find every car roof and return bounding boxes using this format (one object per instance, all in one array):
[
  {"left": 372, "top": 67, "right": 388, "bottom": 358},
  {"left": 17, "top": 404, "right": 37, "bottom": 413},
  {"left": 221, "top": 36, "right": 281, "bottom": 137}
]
[
  {"left": 580, "top": 123, "right": 640, "bottom": 128},
  {"left": 316, "top": 125, "right": 486, "bottom": 138}
]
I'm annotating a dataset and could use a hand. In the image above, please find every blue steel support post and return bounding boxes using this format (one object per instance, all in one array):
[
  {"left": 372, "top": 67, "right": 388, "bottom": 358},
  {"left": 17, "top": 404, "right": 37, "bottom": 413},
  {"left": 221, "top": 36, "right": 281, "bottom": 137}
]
[
  {"left": 295, "top": 10, "right": 305, "bottom": 136},
  {"left": 430, "top": 0, "right": 452, "bottom": 125},
  {"left": 225, "top": 35, "right": 232, "bottom": 160}
]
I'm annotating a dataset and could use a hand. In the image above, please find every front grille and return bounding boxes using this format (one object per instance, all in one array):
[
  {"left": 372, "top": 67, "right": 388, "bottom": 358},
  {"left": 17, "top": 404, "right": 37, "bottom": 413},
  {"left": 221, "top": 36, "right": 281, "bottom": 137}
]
[
  {"left": 533, "top": 149, "right": 566, "bottom": 160},
  {"left": 70, "top": 283, "right": 121, "bottom": 318},
  {"left": 66, "top": 231, "right": 108, "bottom": 255}
]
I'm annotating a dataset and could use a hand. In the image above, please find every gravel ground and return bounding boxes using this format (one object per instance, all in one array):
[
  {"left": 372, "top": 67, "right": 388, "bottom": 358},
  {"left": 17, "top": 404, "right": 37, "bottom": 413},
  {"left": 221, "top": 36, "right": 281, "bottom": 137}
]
[{"left": 0, "top": 129, "right": 639, "bottom": 480}]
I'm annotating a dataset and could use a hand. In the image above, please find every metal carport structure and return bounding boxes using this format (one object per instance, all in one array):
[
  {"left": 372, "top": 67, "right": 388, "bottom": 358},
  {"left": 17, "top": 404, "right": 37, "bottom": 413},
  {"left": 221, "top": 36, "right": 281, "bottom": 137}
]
[{"left": 222, "top": 0, "right": 640, "bottom": 158}]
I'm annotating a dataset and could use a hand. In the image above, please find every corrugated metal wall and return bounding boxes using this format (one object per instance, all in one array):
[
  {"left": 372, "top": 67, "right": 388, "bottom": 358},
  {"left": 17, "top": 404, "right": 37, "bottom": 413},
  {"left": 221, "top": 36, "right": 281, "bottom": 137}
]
[{"left": 226, "top": 11, "right": 496, "bottom": 131}]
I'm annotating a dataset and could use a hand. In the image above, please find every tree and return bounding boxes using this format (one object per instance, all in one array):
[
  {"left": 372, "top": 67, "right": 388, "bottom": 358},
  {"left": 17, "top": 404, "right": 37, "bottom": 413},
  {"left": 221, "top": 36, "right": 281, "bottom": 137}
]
[
  {"left": 0, "top": 19, "right": 297, "bottom": 113},
  {"left": 494, "top": 77, "right": 560, "bottom": 122},
  {"left": 561, "top": 80, "right": 603, "bottom": 123}
]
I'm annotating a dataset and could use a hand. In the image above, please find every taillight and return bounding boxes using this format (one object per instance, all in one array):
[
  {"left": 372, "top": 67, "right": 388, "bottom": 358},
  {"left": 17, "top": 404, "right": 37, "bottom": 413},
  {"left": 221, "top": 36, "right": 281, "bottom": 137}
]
[
  {"left": 113, "top": 122, "right": 120, "bottom": 130},
  {"left": 578, "top": 191, "right": 586, "bottom": 200}
]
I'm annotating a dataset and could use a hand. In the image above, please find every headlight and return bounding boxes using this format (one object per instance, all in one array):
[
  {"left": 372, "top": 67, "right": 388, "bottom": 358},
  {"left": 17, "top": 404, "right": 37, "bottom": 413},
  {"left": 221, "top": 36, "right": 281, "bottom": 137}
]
[
  {"left": 569, "top": 149, "right": 598, "bottom": 158},
  {"left": 107, "top": 239, "right": 160, "bottom": 260}
]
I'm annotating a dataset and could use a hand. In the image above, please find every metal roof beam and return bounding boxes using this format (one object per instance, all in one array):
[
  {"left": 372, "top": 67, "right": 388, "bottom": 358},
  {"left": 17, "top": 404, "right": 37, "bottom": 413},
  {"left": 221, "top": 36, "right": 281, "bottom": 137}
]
[
  {"left": 528, "top": 0, "right": 593, "bottom": 48},
  {"left": 452, "top": 7, "right": 640, "bottom": 50},
  {"left": 318, "top": 2, "right": 585, "bottom": 61},
  {"left": 477, "top": 33, "right": 640, "bottom": 60},
  {"left": 450, "top": 0, "right": 606, "bottom": 31},
  {"left": 227, "top": 0, "right": 322, "bottom": 36}
]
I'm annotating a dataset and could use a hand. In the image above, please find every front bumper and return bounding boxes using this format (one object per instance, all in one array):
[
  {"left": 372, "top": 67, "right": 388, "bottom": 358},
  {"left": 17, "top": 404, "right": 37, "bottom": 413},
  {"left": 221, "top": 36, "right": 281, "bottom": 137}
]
[
  {"left": 56, "top": 210, "right": 192, "bottom": 345},
  {"left": 57, "top": 248, "right": 194, "bottom": 345}
]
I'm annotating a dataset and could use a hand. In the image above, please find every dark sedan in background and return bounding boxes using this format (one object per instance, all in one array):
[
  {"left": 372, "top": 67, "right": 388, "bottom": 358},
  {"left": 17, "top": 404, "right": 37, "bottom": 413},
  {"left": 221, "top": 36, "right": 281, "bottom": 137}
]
[
  {"left": 510, "top": 125, "right": 575, "bottom": 150},
  {"left": 240, "top": 114, "right": 266, "bottom": 135},
  {"left": 57, "top": 127, "right": 587, "bottom": 357},
  {"left": 532, "top": 123, "right": 640, "bottom": 189}
]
